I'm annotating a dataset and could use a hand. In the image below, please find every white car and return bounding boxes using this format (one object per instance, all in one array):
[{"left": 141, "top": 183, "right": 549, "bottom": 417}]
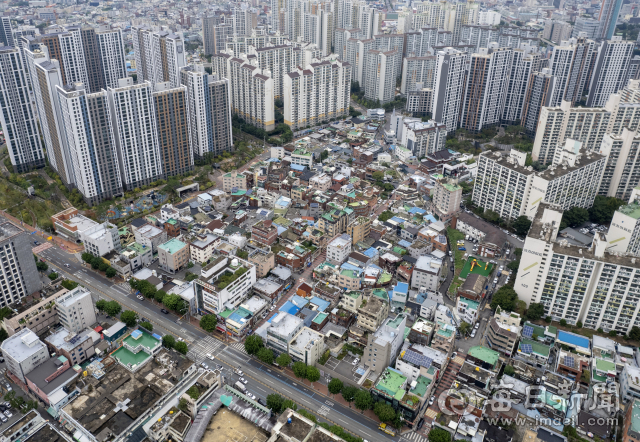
[
  {"left": 352, "top": 358, "right": 359, "bottom": 366},
  {"left": 4, "top": 410, "right": 11, "bottom": 418},
  {"left": 206, "top": 353, "right": 215, "bottom": 361},
  {"left": 247, "top": 392, "right": 256, "bottom": 400},
  {"left": 240, "top": 377, "right": 248, "bottom": 384},
  {"left": 137, "top": 295, "right": 144, "bottom": 300}
]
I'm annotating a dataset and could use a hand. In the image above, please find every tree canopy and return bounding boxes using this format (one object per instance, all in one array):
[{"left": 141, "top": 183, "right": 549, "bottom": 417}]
[
  {"left": 354, "top": 390, "right": 373, "bottom": 411},
  {"left": 244, "top": 335, "right": 264, "bottom": 355},
  {"left": 174, "top": 341, "right": 188, "bottom": 354},
  {"left": 120, "top": 310, "right": 137, "bottom": 327},
  {"left": 490, "top": 286, "right": 519, "bottom": 312},
  {"left": 429, "top": 428, "right": 452, "bottom": 442},
  {"left": 513, "top": 216, "right": 532, "bottom": 237},
  {"left": 589, "top": 195, "right": 625, "bottom": 224},
  {"left": 199, "top": 314, "right": 218, "bottom": 332},
  {"left": 561, "top": 206, "right": 589, "bottom": 229},
  {"left": 526, "top": 303, "right": 545, "bottom": 321}
]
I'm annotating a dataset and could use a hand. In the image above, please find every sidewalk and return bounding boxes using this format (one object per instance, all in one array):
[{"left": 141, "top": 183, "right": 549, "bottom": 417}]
[{"left": 2, "top": 210, "right": 84, "bottom": 253}]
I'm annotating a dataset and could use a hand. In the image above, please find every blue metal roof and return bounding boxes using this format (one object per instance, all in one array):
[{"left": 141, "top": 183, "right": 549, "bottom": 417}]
[
  {"left": 398, "top": 240, "right": 412, "bottom": 248},
  {"left": 290, "top": 164, "right": 306, "bottom": 171},
  {"left": 279, "top": 301, "right": 300, "bottom": 316},
  {"left": 309, "top": 296, "right": 330, "bottom": 312},
  {"left": 394, "top": 282, "right": 409, "bottom": 294},
  {"left": 363, "top": 247, "right": 379, "bottom": 258},
  {"left": 408, "top": 207, "right": 427, "bottom": 215}
]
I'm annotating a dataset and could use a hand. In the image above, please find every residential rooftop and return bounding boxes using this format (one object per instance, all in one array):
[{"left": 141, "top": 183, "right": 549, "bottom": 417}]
[{"left": 158, "top": 238, "right": 187, "bottom": 254}]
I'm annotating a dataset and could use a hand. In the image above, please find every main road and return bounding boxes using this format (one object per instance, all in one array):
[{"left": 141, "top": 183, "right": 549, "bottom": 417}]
[{"left": 37, "top": 245, "right": 417, "bottom": 442}]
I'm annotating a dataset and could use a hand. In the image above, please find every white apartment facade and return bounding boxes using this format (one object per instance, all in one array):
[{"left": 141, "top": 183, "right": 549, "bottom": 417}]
[
  {"left": 108, "top": 79, "right": 162, "bottom": 190},
  {"left": 55, "top": 287, "right": 97, "bottom": 334},
  {"left": 587, "top": 37, "right": 634, "bottom": 107},
  {"left": 473, "top": 141, "right": 607, "bottom": 220},
  {"left": 401, "top": 120, "right": 448, "bottom": 158},
  {"left": 516, "top": 204, "right": 640, "bottom": 335},
  {"left": 284, "top": 58, "right": 351, "bottom": 130},
  {"left": 363, "top": 49, "right": 400, "bottom": 104},
  {"left": 327, "top": 235, "right": 351, "bottom": 264},
  {"left": 432, "top": 47, "right": 468, "bottom": 132}
]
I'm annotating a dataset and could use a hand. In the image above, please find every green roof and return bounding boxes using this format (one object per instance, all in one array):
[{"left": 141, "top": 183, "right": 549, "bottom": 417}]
[
  {"left": 617, "top": 202, "right": 640, "bottom": 220},
  {"left": 460, "top": 298, "right": 480, "bottom": 311},
  {"left": 219, "top": 308, "right": 234, "bottom": 319},
  {"left": 595, "top": 358, "right": 616, "bottom": 373},
  {"left": 442, "top": 182, "right": 462, "bottom": 192},
  {"left": 377, "top": 272, "right": 392, "bottom": 284},
  {"left": 523, "top": 321, "right": 546, "bottom": 338},
  {"left": 340, "top": 269, "right": 360, "bottom": 279},
  {"left": 468, "top": 346, "right": 500, "bottom": 366},
  {"left": 393, "top": 246, "right": 406, "bottom": 255},
  {"left": 629, "top": 399, "right": 640, "bottom": 435},
  {"left": 437, "top": 328, "right": 453, "bottom": 338},
  {"left": 375, "top": 368, "right": 407, "bottom": 398},
  {"left": 519, "top": 338, "right": 550, "bottom": 357},
  {"left": 347, "top": 291, "right": 361, "bottom": 299},
  {"left": 372, "top": 288, "right": 389, "bottom": 300},
  {"left": 547, "top": 325, "right": 557, "bottom": 335},
  {"left": 410, "top": 375, "right": 432, "bottom": 397},
  {"left": 158, "top": 238, "right": 187, "bottom": 254},
  {"left": 387, "top": 315, "right": 404, "bottom": 329},
  {"left": 293, "top": 148, "right": 311, "bottom": 156},
  {"left": 127, "top": 242, "right": 148, "bottom": 254},
  {"left": 313, "top": 312, "right": 328, "bottom": 324}
]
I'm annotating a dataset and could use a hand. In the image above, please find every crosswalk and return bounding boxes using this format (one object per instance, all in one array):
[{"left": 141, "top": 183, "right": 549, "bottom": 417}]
[
  {"left": 230, "top": 342, "right": 248, "bottom": 354},
  {"left": 187, "top": 336, "right": 224, "bottom": 362},
  {"left": 403, "top": 432, "right": 428, "bottom": 442}
]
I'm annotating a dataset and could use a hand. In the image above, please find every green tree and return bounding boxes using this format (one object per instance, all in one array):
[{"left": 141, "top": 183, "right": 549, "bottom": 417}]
[
  {"left": 48, "top": 272, "right": 58, "bottom": 280},
  {"left": 82, "top": 252, "right": 94, "bottom": 263},
  {"left": 154, "top": 290, "right": 167, "bottom": 303},
  {"left": 178, "top": 398, "right": 189, "bottom": 413},
  {"left": 561, "top": 206, "right": 589, "bottom": 229},
  {"left": 545, "top": 316, "right": 552, "bottom": 323},
  {"left": 609, "top": 330, "right": 617, "bottom": 337},
  {"left": 372, "top": 171, "right": 384, "bottom": 181},
  {"left": 513, "top": 216, "right": 532, "bottom": 237},
  {"left": 174, "top": 341, "right": 188, "bottom": 354},
  {"left": 507, "top": 260, "right": 520, "bottom": 272},
  {"left": 257, "top": 348, "right": 274, "bottom": 364},
  {"left": 560, "top": 319, "right": 567, "bottom": 326},
  {"left": 328, "top": 378, "right": 344, "bottom": 395},
  {"left": 306, "top": 366, "right": 320, "bottom": 383},
  {"left": 104, "top": 300, "right": 121, "bottom": 317},
  {"left": 61, "top": 280, "right": 78, "bottom": 290},
  {"left": 267, "top": 393, "right": 284, "bottom": 413},
  {"left": 576, "top": 321, "right": 583, "bottom": 328},
  {"left": 630, "top": 326, "right": 640, "bottom": 341},
  {"left": 341, "top": 385, "right": 358, "bottom": 406},
  {"left": 162, "top": 335, "right": 176, "bottom": 349},
  {"left": 276, "top": 353, "right": 292, "bottom": 367},
  {"left": 36, "top": 261, "right": 48, "bottom": 272},
  {"left": 236, "top": 249, "right": 249, "bottom": 259},
  {"left": 490, "top": 286, "right": 518, "bottom": 312},
  {"left": 163, "top": 294, "right": 182, "bottom": 311},
  {"left": 245, "top": 335, "right": 264, "bottom": 355},
  {"left": 293, "top": 361, "right": 307, "bottom": 378},
  {"left": 105, "top": 267, "right": 116, "bottom": 278},
  {"left": 526, "top": 303, "right": 545, "bottom": 321},
  {"left": 140, "top": 321, "right": 153, "bottom": 331},
  {"left": 0, "top": 327, "right": 8, "bottom": 343},
  {"left": 354, "top": 390, "right": 373, "bottom": 411},
  {"left": 98, "top": 261, "right": 109, "bottom": 272},
  {"left": 589, "top": 195, "right": 625, "bottom": 224},
  {"left": 459, "top": 321, "right": 472, "bottom": 336},
  {"left": 200, "top": 314, "right": 218, "bottom": 332},
  {"left": 504, "top": 365, "right": 515, "bottom": 376},
  {"left": 378, "top": 211, "right": 393, "bottom": 222},
  {"left": 429, "top": 428, "right": 452, "bottom": 442},
  {"left": 96, "top": 299, "right": 107, "bottom": 312},
  {"left": 374, "top": 402, "right": 397, "bottom": 423},
  {"left": 281, "top": 399, "right": 297, "bottom": 412},
  {"left": 120, "top": 310, "right": 138, "bottom": 327}
]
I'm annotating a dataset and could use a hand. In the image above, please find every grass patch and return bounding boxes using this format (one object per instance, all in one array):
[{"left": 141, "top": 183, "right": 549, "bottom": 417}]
[{"left": 0, "top": 178, "right": 64, "bottom": 227}]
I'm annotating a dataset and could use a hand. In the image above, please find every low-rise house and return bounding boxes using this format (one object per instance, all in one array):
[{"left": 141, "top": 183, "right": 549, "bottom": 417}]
[
  {"left": 289, "top": 327, "right": 325, "bottom": 365},
  {"left": 395, "top": 343, "right": 446, "bottom": 383},
  {"left": 248, "top": 249, "right": 275, "bottom": 278},
  {"left": 411, "top": 255, "right": 443, "bottom": 291},
  {"left": 467, "top": 346, "right": 501, "bottom": 372},
  {"left": 457, "top": 296, "right": 480, "bottom": 325},
  {"left": 371, "top": 367, "right": 430, "bottom": 427},
  {"left": 431, "top": 321, "right": 456, "bottom": 354},
  {"left": 357, "top": 295, "right": 389, "bottom": 332},
  {"left": 266, "top": 312, "right": 304, "bottom": 354},
  {"left": 46, "top": 328, "right": 97, "bottom": 367},
  {"left": 25, "top": 355, "right": 78, "bottom": 408},
  {"left": 2, "top": 289, "right": 68, "bottom": 336},
  {"left": 134, "top": 224, "right": 168, "bottom": 253},
  {"left": 458, "top": 274, "right": 486, "bottom": 301},
  {"left": 327, "top": 234, "right": 352, "bottom": 265},
  {"left": 517, "top": 338, "right": 552, "bottom": 367},
  {"left": 189, "top": 233, "right": 221, "bottom": 264},
  {"left": 407, "top": 318, "right": 434, "bottom": 346}
]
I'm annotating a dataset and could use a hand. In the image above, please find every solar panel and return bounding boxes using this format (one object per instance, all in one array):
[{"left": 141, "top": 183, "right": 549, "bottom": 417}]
[
  {"left": 521, "top": 344, "right": 533, "bottom": 354},
  {"left": 522, "top": 326, "right": 534, "bottom": 338},
  {"left": 565, "top": 356, "right": 575, "bottom": 368},
  {"left": 403, "top": 350, "right": 433, "bottom": 368}
]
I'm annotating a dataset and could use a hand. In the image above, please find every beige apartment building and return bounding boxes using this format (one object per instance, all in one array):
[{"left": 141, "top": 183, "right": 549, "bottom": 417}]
[
  {"left": 3, "top": 288, "right": 68, "bottom": 336},
  {"left": 249, "top": 249, "right": 275, "bottom": 278},
  {"left": 223, "top": 172, "right": 247, "bottom": 192},
  {"left": 347, "top": 217, "right": 372, "bottom": 245},
  {"left": 432, "top": 180, "right": 462, "bottom": 222},
  {"left": 158, "top": 238, "right": 190, "bottom": 274},
  {"left": 357, "top": 296, "right": 390, "bottom": 332}
]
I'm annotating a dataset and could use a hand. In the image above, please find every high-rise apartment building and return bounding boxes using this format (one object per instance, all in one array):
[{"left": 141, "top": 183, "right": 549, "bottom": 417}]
[
  {"left": 203, "top": 16, "right": 219, "bottom": 56},
  {"left": 400, "top": 119, "right": 448, "bottom": 158},
  {"left": 108, "top": 78, "right": 162, "bottom": 190},
  {"left": 0, "top": 215, "right": 43, "bottom": 307},
  {"left": 132, "top": 27, "right": 186, "bottom": 88},
  {"left": 547, "top": 36, "right": 595, "bottom": 106},
  {"left": 572, "top": 17, "right": 600, "bottom": 39},
  {"left": 598, "top": 129, "right": 640, "bottom": 201},
  {"left": 181, "top": 65, "right": 234, "bottom": 159},
  {"left": 248, "top": 44, "right": 294, "bottom": 99},
  {"left": 587, "top": 37, "right": 634, "bottom": 107},
  {"left": 0, "top": 47, "right": 45, "bottom": 173},
  {"left": 516, "top": 203, "right": 640, "bottom": 334},
  {"left": 234, "top": 7, "right": 257, "bottom": 37},
  {"left": 214, "top": 54, "right": 275, "bottom": 131},
  {"left": 597, "top": 0, "right": 624, "bottom": 40},
  {"left": 364, "top": 49, "right": 400, "bottom": 104},
  {"left": 57, "top": 83, "right": 123, "bottom": 205},
  {"left": 152, "top": 82, "right": 193, "bottom": 178},
  {"left": 502, "top": 49, "right": 540, "bottom": 125},
  {"left": 345, "top": 37, "right": 375, "bottom": 84},
  {"left": 0, "top": 17, "right": 14, "bottom": 47},
  {"left": 533, "top": 80, "right": 640, "bottom": 164},
  {"left": 473, "top": 141, "right": 606, "bottom": 220},
  {"left": 432, "top": 47, "right": 468, "bottom": 132},
  {"left": 24, "top": 49, "right": 74, "bottom": 187},
  {"left": 521, "top": 69, "right": 557, "bottom": 136},
  {"left": 94, "top": 27, "right": 127, "bottom": 90},
  {"left": 543, "top": 20, "right": 572, "bottom": 44},
  {"left": 80, "top": 25, "right": 105, "bottom": 93},
  {"left": 284, "top": 58, "right": 351, "bottom": 130},
  {"left": 271, "top": 0, "right": 287, "bottom": 34},
  {"left": 405, "top": 28, "right": 452, "bottom": 57},
  {"left": 460, "top": 46, "right": 513, "bottom": 133},
  {"left": 400, "top": 56, "right": 436, "bottom": 95}
]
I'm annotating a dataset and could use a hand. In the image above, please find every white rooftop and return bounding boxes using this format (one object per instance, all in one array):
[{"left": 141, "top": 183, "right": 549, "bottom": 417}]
[
  {"left": 268, "top": 312, "right": 303, "bottom": 337},
  {"left": 58, "top": 214, "right": 98, "bottom": 232},
  {"left": 0, "top": 329, "right": 47, "bottom": 362},
  {"left": 290, "top": 327, "right": 323, "bottom": 351},
  {"left": 241, "top": 295, "right": 267, "bottom": 314},
  {"left": 137, "top": 224, "right": 164, "bottom": 238},
  {"left": 56, "top": 286, "right": 91, "bottom": 309}
]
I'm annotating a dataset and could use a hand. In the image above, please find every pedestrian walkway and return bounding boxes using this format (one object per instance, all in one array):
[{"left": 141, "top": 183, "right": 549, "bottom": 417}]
[
  {"left": 187, "top": 336, "right": 224, "bottom": 362},
  {"left": 403, "top": 432, "right": 428, "bottom": 442},
  {"left": 230, "top": 342, "right": 248, "bottom": 354}
]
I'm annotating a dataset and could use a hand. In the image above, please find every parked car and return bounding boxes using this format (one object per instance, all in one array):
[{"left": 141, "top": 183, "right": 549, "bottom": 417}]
[
  {"left": 137, "top": 295, "right": 144, "bottom": 301},
  {"left": 240, "top": 377, "right": 248, "bottom": 384},
  {"left": 247, "top": 392, "right": 256, "bottom": 400},
  {"left": 4, "top": 383, "right": 11, "bottom": 392},
  {"left": 0, "top": 414, "right": 7, "bottom": 423},
  {"left": 201, "top": 362, "right": 209, "bottom": 369},
  {"left": 160, "top": 309, "right": 169, "bottom": 314},
  {"left": 4, "top": 410, "right": 11, "bottom": 417},
  {"left": 458, "top": 247, "right": 466, "bottom": 251}
]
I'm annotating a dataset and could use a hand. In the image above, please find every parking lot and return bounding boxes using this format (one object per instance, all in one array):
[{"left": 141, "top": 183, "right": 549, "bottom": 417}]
[
  {"left": 0, "top": 367, "right": 26, "bottom": 430},
  {"left": 324, "top": 354, "right": 366, "bottom": 385}
]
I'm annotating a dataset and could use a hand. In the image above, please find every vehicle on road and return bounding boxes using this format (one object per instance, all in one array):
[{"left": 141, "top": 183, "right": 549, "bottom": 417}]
[
  {"left": 201, "top": 362, "right": 209, "bottom": 369},
  {"left": 4, "top": 383, "right": 11, "bottom": 392},
  {"left": 247, "top": 392, "right": 256, "bottom": 400},
  {"left": 64, "top": 263, "right": 70, "bottom": 267},
  {"left": 137, "top": 295, "right": 144, "bottom": 301},
  {"left": 379, "top": 423, "right": 395, "bottom": 436},
  {"left": 0, "top": 414, "right": 6, "bottom": 423},
  {"left": 206, "top": 354, "right": 214, "bottom": 360},
  {"left": 240, "top": 377, "right": 248, "bottom": 384},
  {"left": 160, "top": 309, "right": 169, "bottom": 314},
  {"left": 234, "top": 381, "right": 247, "bottom": 393}
]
